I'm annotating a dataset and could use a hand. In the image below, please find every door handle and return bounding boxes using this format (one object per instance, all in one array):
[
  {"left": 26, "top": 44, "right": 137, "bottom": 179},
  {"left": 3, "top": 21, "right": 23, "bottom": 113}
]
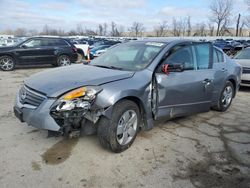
[
  {"left": 202, "top": 79, "right": 212, "bottom": 84},
  {"left": 222, "top": 68, "right": 228, "bottom": 72}
]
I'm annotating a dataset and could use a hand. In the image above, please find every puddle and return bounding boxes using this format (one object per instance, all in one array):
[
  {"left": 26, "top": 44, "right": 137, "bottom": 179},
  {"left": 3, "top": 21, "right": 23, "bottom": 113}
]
[
  {"left": 31, "top": 161, "right": 41, "bottom": 171},
  {"left": 42, "top": 138, "right": 78, "bottom": 165}
]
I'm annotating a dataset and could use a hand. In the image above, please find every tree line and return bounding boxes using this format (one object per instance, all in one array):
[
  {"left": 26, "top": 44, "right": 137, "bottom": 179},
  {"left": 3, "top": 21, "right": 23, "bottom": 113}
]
[{"left": 1, "top": 0, "right": 250, "bottom": 37}]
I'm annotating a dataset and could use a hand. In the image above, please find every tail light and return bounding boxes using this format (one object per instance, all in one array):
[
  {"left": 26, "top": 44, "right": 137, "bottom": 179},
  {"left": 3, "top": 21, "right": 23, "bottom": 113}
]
[{"left": 72, "top": 47, "right": 77, "bottom": 53}]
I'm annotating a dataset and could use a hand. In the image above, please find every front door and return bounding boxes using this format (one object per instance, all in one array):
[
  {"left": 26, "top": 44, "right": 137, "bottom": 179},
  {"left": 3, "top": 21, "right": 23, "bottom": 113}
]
[
  {"left": 154, "top": 42, "right": 214, "bottom": 120},
  {"left": 16, "top": 38, "right": 44, "bottom": 64}
]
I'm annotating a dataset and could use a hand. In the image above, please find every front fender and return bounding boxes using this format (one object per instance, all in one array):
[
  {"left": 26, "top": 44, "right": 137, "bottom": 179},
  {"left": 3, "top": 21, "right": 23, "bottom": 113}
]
[{"left": 94, "top": 70, "right": 154, "bottom": 129}]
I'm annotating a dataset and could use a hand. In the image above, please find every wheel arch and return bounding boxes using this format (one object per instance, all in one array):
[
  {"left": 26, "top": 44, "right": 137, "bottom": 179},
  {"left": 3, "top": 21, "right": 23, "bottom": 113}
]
[
  {"left": 102, "top": 95, "right": 150, "bottom": 130},
  {"left": 0, "top": 53, "right": 17, "bottom": 62},
  {"left": 118, "top": 96, "right": 147, "bottom": 129},
  {"left": 227, "top": 77, "right": 237, "bottom": 98}
]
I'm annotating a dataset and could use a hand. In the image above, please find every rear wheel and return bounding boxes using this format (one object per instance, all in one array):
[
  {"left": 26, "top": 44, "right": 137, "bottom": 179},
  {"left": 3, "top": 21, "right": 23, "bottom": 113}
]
[
  {"left": 57, "top": 55, "right": 71, "bottom": 66},
  {"left": 97, "top": 100, "right": 140, "bottom": 153},
  {"left": 214, "top": 81, "right": 234, "bottom": 112},
  {"left": 0, "top": 55, "right": 15, "bottom": 71}
]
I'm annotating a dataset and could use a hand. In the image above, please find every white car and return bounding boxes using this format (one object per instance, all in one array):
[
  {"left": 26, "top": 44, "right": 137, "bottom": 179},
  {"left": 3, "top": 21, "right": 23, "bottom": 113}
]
[
  {"left": 72, "top": 41, "right": 90, "bottom": 59},
  {"left": 234, "top": 48, "right": 250, "bottom": 87}
]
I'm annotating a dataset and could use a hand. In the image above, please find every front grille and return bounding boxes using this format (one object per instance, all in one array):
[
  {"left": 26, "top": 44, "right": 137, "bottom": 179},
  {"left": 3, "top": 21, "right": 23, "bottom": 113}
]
[
  {"left": 242, "top": 80, "right": 250, "bottom": 85},
  {"left": 242, "top": 67, "right": 250, "bottom": 74},
  {"left": 19, "top": 86, "right": 46, "bottom": 107}
]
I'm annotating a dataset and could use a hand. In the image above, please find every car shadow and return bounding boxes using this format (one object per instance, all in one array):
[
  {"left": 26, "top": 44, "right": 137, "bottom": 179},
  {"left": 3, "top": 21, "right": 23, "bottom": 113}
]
[{"left": 239, "top": 86, "right": 250, "bottom": 92}]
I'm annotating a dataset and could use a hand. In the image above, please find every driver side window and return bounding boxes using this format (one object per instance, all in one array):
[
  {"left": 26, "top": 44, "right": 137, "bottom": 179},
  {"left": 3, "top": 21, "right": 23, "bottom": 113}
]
[{"left": 164, "top": 45, "right": 195, "bottom": 70}]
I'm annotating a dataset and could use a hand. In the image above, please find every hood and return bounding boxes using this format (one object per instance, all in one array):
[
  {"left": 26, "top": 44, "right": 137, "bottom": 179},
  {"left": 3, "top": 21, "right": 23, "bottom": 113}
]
[
  {"left": 234, "top": 59, "right": 250, "bottom": 68},
  {"left": 25, "top": 64, "right": 134, "bottom": 97}
]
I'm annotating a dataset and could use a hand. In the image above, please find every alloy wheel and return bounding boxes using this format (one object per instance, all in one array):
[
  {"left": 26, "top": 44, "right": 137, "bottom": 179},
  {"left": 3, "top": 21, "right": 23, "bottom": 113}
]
[
  {"left": 0, "top": 57, "right": 14, "bottom": 70},
  {"left": 221, "top": 85, "right": 233, "bottom": 108},
  {"left": 59, "top": 56, "right": 71, "bottom": 66},
  {"left": 116, "top": 110, "right": 138, "bottom": 146}
]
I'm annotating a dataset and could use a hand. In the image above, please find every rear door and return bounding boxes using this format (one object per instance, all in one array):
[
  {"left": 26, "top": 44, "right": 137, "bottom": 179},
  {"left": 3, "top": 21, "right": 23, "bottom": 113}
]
[
  {"left": 39, "top": 38, "right": 58, "bottom": 63},
  {"left": 211, "top": 48, "right": 228, "bottom": 102},
  {"left": 154, "top": 42, "right": 214, "bottom": 120}
]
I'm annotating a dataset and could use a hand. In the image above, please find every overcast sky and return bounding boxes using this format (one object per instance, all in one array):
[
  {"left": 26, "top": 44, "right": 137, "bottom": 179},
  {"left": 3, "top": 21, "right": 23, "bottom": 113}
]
[{"left": 0, "top": 0, "right": 248, "bottom": 32}]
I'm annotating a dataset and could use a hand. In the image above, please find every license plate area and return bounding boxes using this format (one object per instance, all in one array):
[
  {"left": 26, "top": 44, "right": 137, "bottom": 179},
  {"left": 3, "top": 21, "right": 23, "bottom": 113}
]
[{"left": 14, "top": 107, "right": 24, "bottom": 122}]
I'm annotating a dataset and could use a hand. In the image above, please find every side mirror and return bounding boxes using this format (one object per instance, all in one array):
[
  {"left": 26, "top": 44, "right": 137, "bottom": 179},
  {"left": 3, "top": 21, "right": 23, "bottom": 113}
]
[
  {"left": 20, "top": 44, "right": 28, "bottom": 48},
  {"left": 161, "top": 63, "right": 184, "bottom": 75}
]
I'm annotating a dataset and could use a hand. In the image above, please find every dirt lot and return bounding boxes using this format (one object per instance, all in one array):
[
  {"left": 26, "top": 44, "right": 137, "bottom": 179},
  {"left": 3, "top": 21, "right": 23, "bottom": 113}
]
[{"left": 0, "top": 67, "right": 250, "bottom": 188}]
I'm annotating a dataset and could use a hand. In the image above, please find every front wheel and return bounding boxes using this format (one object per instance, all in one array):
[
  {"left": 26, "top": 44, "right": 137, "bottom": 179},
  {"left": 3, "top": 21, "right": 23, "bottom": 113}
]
[
  {"left": 0, "top": 55, "right": 15, "bottom": 71},
  {"left": 97, "top": 100, "right": 140, "bottom": 153},
  {"left": 57, "top": 55, "right": 71, "bottom": 66},
  {"left": 214, "top": 81, "right": 234, "bottom": 112}
]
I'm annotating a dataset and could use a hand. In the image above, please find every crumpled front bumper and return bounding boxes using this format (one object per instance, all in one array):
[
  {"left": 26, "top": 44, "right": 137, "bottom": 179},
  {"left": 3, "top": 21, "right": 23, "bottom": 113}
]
[{"left": 14, "top": 95, "right": 61, "bottom": 131}]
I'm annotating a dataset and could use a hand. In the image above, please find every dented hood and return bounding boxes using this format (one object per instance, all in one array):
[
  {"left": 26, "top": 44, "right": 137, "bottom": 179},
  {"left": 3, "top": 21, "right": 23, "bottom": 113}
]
[{"left": 25, "top": 64, "right": 134, "bottom": 97}]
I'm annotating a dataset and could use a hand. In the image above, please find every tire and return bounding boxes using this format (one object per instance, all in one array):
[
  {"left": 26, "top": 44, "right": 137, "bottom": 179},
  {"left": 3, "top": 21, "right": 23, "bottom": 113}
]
[
  {"left": 214, "top": 81, "right": 235, "bottom": 112},
  {"left": 57, "top": 55, "right": 71, "bottom": 67},
  {"left": 97, "top": 100, "right": 140, "bottom": 153},
  {"left": 0, "top": 55, "right": 15, "bottom": 71}
]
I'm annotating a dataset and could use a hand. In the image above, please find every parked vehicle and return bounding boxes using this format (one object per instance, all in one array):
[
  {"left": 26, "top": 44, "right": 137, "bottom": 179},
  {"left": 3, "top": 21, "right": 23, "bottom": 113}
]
[
  {"left": 0, "top": 37, "right": 78, "bottom": 71},
  {"left": 14, "top": 39, "right": 241, "bottom": 152},
  {"left": 234, "top": 48, "right": 250, "bottom": 87},
  {"left": 90, "top": 45, "right": 112, "bottom": 59},
  {"left": 71, "top": 39, "right": 90, "bottom": 59}
]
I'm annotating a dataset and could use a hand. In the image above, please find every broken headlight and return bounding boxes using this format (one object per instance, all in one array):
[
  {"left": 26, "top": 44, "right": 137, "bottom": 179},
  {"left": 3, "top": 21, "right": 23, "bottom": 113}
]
[{"left": 55, "top": 86, "right": 102, "bottom": 112}]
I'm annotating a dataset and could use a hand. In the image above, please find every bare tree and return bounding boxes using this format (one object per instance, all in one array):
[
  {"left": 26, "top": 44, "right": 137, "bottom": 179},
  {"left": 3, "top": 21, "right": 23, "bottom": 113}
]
[
  {"left": 239, "top": 21, "right": 245, "bottom": 36},
  {"left": 171, "top": 18, "right": 186, "bottom": 36},
  {"left": 193, "top": 23, "right": 206, "bottom": 36},
  {"left": 14, "top": 28, "right": 27, "bottom": 36},
  {"left": 208, "top": 23, "right": 215, "bottom": 36},
  {"left": 154, "top": 21, "right": 168, "bottom": 37},
  {"left": 110, "top": 21, "right": 117, "bottom": 36},
  {"left": 42, "top": 25, "right": 50, "bottom": 35},
  {"left": 236, "top": 14, "right": 241, "bottom": 36},
  {"left": 2, "top": 29, "right": 14, "bottom": 35},
  {"left": 209, "top": 0, "right": 234, "bottom": 36},
  {"left": 129, "top": 22, "right": 145, "bottom": 37},
  {"left": 220, "top": 18, "right": 232, "bottom": 35},
  {"left": 187, "top": 16, "right": 192, "bottom": 36},
  {"left": 103, "top": 23, "right": 108, "bottom": 36},
  {"left": 98, "top": 24, "right": 103, "bottom": 36},
  {"left": 172, "top": 18, "right": 181, "bottom": 36}
]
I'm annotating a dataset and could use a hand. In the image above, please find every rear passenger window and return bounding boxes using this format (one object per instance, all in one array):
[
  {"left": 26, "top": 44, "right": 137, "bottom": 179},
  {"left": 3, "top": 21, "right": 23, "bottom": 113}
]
[
  {"left": 41, "top": 39, "right": 68, "bottom": 46},
  {"left": 213, "top": 49, "right": 219, "bottom": 63},
  {"left": 195, "top": 43, "right": 210, "bottom": 69},
  {"left": 213, "top": 48, "right": 224, "bottom": 63},
  {"left": 54, "top": 39, "right": 68, "bottom": 46},
  {"left": 216, "top": 50, "right": 224, "bottom": 62}
]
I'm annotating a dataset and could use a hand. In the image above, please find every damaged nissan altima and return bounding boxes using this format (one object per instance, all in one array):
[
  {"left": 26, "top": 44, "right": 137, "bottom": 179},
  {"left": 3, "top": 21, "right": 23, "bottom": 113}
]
[{"left": 14, "top": 39, "right": 241, "bottom": 152}]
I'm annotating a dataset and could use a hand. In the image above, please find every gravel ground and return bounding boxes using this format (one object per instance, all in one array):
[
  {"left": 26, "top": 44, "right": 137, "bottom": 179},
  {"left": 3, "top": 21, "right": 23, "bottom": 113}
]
[{"left": 0, "top": 67, "right": 250, "bottom": 188}]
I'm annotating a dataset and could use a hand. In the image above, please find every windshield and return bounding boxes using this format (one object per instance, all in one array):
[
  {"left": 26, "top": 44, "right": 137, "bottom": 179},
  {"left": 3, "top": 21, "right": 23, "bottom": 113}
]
[
  {"left": 90, "top": 42, "right": 165, "bottom": 71},
  {"left": 234, "top": 49, "right": 250, "bottom": 59}
]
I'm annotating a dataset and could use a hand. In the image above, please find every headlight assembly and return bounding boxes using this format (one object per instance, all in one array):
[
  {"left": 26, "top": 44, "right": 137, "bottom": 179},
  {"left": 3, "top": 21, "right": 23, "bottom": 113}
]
[{"left": 55, "top": 86, "right": 102, "bottom": 112}]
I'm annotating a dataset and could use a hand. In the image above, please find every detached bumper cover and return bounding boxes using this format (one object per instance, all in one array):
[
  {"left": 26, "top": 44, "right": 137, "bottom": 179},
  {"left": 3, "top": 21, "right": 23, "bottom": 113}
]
[{"left": 14, "top": 95, "right": 61, "bottom": 131}]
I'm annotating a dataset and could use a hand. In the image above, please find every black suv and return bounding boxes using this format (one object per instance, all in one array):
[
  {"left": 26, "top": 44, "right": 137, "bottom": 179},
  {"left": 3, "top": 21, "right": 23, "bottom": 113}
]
[{"left": 0, "top": 37, "right": 78, "bottom": 71}]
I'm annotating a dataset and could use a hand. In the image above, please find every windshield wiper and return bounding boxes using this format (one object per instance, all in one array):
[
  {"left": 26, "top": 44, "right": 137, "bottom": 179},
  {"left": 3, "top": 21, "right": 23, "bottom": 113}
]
[{"left": 93, "top": 65, "right": 124, "bottom": 70}]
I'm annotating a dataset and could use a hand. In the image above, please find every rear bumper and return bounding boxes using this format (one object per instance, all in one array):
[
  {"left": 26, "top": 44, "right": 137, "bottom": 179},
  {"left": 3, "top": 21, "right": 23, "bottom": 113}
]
[{"left": 14, "top": 95, "right": 61, "bottom": 131}]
